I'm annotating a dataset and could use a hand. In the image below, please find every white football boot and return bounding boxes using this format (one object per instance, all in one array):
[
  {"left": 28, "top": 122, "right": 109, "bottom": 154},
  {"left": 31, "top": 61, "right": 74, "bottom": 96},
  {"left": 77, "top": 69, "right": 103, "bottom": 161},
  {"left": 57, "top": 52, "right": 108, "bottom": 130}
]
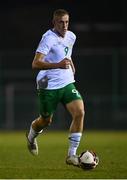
[
  {"left": 66, "top": 155, "right": 80, "bottom": 167},
  {"left": 26, "top": 133, "right": 38, "bottom": 156}
]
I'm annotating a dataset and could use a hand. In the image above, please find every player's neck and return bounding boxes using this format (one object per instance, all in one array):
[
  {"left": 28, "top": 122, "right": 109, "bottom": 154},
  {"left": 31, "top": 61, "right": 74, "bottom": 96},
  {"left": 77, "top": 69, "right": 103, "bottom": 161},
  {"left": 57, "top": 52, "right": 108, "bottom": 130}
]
[{"left": 52, "top": 28, "right": 65, "bottom": 38}]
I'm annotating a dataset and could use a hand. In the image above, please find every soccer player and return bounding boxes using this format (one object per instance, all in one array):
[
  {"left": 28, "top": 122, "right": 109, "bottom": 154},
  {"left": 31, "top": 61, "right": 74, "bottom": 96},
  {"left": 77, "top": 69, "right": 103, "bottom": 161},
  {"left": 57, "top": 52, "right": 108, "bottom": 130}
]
[{"left": 26, "top": 9, "right": 85, "bottom": 167}]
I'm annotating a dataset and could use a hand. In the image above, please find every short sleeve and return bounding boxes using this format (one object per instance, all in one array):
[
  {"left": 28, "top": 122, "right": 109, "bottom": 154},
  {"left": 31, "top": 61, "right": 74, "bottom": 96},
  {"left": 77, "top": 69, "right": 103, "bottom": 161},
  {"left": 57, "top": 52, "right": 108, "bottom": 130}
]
[
  {"left": 36, "top": 35, "right": 53, "bottom": 55},
  {"left": 70, "top": 31, "right": 76, "bottom": 45}
]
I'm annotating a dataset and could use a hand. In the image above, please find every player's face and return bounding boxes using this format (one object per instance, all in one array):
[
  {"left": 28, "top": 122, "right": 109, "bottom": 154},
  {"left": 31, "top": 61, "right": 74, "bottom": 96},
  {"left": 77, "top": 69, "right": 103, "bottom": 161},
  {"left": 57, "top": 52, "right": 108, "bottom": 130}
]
[{"left": 54, "top": 14, "right": 69, "bottom": 37}]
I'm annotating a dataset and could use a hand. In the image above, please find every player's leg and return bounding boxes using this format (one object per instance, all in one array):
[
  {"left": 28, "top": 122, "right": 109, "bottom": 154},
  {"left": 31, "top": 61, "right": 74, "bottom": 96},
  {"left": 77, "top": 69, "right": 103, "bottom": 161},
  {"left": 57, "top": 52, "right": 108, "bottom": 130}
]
[
  {"left": 26, "top": 115, "right": 52, "bottom": 155},
  {"left": 62, "top": 84, "right": 85, "bottom": 166},
  {"left": 67, "top": 99, "right": 84, "bottom": 154},
  {"left": 66, "top": 99, "right": 84, "bottom": 165},
  {"left": 26, "top": 89, "right": 58, "bottom": 155}
]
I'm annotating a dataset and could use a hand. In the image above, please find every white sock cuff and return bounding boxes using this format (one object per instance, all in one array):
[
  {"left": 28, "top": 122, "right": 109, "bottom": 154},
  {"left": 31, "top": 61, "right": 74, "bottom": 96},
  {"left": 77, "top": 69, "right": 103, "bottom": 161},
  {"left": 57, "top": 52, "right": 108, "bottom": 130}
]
[
  {"left": 69, "top": 132, "right": 82, "bottom": 138},
  {"left": 31, "top": 125, "right": 43, "bottom": 135}
]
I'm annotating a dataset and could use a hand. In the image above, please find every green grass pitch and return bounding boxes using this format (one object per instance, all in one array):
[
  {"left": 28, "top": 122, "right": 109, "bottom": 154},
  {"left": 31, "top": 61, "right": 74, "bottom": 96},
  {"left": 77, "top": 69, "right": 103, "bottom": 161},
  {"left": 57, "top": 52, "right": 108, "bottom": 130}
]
[{"left": 0, "top": 130, "right": 127, "bottom": 179}]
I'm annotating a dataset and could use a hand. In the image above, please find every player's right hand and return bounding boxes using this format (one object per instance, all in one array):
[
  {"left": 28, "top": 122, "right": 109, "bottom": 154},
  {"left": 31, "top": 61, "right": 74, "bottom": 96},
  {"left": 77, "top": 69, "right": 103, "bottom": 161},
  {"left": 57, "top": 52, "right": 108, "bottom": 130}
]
[{"left": 58, "top": 58, "right": 71, "bottom": 69}]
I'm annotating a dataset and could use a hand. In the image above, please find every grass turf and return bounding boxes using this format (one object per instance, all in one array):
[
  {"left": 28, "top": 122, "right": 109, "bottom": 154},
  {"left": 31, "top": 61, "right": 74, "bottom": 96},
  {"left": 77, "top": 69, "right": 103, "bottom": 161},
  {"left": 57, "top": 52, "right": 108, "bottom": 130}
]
[{"left": 0, "top": 130, "right": 127, "bottom": 179}]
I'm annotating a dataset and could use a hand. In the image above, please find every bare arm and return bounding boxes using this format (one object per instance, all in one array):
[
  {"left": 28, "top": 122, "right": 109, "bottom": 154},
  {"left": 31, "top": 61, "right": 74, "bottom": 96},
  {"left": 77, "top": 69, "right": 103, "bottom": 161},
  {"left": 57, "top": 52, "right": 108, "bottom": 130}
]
[{"left": 32, "top": 52, "right": 71, "bottom": 70}]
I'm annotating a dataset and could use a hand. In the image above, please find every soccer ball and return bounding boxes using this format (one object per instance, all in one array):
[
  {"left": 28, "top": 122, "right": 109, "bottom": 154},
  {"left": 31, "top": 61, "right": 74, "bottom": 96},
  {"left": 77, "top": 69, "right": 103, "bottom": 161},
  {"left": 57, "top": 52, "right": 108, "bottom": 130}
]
[{"left": 79, "top": 150, "right": 99, "bottom": 170}]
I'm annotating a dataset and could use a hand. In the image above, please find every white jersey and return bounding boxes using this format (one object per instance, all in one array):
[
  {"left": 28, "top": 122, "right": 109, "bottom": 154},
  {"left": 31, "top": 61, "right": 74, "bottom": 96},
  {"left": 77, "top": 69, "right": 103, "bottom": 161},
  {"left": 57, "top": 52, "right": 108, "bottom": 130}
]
[{"left": 36, "top": 29, "right": 76, "bottom": 89}]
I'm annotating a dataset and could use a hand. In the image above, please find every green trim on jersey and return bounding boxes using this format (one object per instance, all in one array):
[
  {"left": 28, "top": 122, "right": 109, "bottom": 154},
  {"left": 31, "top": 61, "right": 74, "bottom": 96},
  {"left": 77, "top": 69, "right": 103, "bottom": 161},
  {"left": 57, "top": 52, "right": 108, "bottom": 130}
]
[{"left": 37, "top": 83, "right": 82, "bottom": 118}]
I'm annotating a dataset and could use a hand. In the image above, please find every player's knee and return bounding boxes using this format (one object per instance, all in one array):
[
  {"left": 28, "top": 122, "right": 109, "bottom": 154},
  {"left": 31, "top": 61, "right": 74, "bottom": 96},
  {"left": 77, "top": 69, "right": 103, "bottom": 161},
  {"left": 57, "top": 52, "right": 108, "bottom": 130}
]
[
  {"left": 38, "top": 116, "right": 52, "bottom": 128},
  {"left": 40, "top": 116, "right": 52, "bottom": 126},
  {"left": 45, "top": 117, "right": 52, "bottom": 125},
  {"left": 74, "top": 108, "right": 85, "bottom": 120}
]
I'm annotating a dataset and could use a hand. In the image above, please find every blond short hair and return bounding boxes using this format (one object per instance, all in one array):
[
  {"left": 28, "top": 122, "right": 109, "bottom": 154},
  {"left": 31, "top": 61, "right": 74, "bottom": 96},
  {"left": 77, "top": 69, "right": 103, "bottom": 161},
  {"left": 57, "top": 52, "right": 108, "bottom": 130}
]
[{"left": 53, "top": 9, "right": 69, "bottom": 21}]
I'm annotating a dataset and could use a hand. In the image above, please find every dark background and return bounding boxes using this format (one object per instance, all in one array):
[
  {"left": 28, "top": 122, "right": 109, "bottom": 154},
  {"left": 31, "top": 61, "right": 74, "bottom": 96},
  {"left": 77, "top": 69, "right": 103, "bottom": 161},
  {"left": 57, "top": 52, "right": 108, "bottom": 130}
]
[
  {"left": 0, "top": 0, "right": 127, "bottom": 130},
  {"left": 1, "top": 0, "right": 127, "bottom": 49}
]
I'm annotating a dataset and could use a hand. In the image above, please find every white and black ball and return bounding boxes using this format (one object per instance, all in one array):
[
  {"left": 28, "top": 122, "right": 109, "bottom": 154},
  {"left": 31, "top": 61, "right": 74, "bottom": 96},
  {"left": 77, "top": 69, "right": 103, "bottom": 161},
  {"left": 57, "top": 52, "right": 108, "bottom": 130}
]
[{"left": 79, "top": 150, "right": 99, "bottom": 170}]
